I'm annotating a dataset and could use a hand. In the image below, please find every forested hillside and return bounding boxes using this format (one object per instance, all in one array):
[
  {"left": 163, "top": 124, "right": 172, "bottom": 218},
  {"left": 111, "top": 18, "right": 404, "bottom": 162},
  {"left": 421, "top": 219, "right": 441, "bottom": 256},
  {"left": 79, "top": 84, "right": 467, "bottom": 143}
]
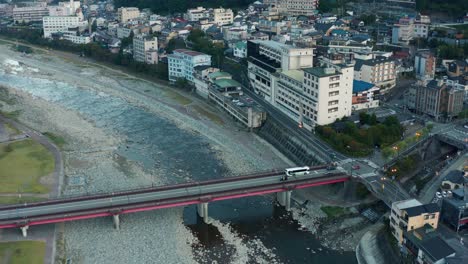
[{"left": 113, "top": 0, "right": 255, "bottom": 14}]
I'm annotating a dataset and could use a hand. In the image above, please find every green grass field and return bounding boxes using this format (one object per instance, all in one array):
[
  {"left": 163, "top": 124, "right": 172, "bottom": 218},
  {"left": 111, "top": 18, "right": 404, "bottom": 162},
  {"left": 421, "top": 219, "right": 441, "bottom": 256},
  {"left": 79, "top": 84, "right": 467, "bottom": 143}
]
[
  {"left": 0, "top": 139, "right": 54, "bottom": 193},
  {"left": 0, "top": 196, "right": 45, "bottom": 205},
  {"left": 164, "top": 89, "right": 193, "bottom": 105},
  {"left": 0, "top": 241, "right": 45, "bottom": 264},
  {"left": 4, "top": 123, "right": 21, "bottom": 136},
  {"left": 43, "top": 132, "right": 66, "bottom": 148},
  {"left": 321, "top": 206, "right": 348, "bottom": 218}
]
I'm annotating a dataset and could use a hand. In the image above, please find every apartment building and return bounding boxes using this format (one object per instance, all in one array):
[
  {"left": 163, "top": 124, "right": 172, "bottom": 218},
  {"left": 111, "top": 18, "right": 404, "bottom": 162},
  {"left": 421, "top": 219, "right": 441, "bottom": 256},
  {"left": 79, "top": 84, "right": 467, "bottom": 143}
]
[
  {"left": 414, "top": 14, "right": 430, "bottom": 39},
  {"left": 61, "top": 31, "right": 91, "bottom": 44},
  {"left": 402, "top": 225, "right": 456, "bottom": 264},
  {"left": 133, "top": 34, "right": 158, "bottom": 64},
  {"left": 185, "top": 7, "right": 210, "bottom": 21},
  {"left": 43, "top": 16, "right": 87, "bottom": 38},
  {"left": 354, "top": 56, "right": 396, "bottom": 90},
  {"left": 247, "top": 40, "right": 313, "bottom": 101},
  {"left": 263, "top": 0, "right": 318, "bottom": 16},
  {"left": 168, "top": 49, "right": 212, "bottom": 82},
  {"left": 212, "top": 8, "right": 233, "bottom": 26},
  {"left": 352, "top": 80, "right": 380, "bottom": 111},
  {"left": 441, "top": 186, "right": 468, "bottom": 232},
  {"left": 408, "top": 79, "right": 465, "bottom": 121},
  {"left": 233, "top": 41, "right": 247, "bottom": 59},
  {"left": 277, "top": 65, "right": 354, "bottom": 128},
  {"left": 117, "top": 7, "right": 140, "bottom": 22},
  {"left": 48, "top": 0, "right": 80, "bottom": 16},
  {"left": 248, "top": 40, "right": 353, "bottom": 128},
  {"left": 415, "top": 50, "right": 436, "bottom": 80},
  {"left": 392, "top": 17, "right": 415, "bottom": 45},
  {"left": 13, "top": 2, "right": 49, "bottom": 23},
  {"left": 390, "top": 199, "right": 439, "bottom": 244}
]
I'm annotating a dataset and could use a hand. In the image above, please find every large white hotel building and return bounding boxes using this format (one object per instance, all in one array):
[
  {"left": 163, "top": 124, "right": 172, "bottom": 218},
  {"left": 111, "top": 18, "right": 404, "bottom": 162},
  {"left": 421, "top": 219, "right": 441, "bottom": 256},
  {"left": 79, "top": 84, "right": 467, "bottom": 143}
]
[{"left": 247, "top": 40, "right": 353, "bottom": 129}]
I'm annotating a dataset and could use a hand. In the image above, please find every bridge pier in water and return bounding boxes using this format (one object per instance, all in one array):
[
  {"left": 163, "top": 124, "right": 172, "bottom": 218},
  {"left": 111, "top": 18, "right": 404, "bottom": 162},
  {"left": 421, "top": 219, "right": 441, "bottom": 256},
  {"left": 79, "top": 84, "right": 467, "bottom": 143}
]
[
  {"left": 197, "top": 202, "right": 209, "bottom": 223},
  {"left": 20, "top": 226, "right": 29, "bottom": 237},
  {"left": 277, "top": 191, "right": 292, "bottom": 211},
  {"left": 113, "top": 214, "right": 120, "bottom": 230}
]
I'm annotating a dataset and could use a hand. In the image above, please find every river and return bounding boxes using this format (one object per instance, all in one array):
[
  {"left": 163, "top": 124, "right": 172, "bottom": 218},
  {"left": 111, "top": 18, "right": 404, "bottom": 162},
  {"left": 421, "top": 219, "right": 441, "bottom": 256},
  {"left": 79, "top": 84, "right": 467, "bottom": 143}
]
[{"left": 0, "top": 55, "right": 357, "bottom": 263}]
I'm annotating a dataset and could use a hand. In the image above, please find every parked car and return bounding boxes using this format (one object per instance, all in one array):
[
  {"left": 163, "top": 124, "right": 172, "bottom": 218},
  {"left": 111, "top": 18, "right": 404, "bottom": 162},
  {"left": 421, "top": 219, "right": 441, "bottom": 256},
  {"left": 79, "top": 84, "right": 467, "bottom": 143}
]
[
  {"left": 436, "top": 192, "right": 442, "bottom": 199},
  {"left": 352, "top": 165, "right": 360, "bottom": 170}
]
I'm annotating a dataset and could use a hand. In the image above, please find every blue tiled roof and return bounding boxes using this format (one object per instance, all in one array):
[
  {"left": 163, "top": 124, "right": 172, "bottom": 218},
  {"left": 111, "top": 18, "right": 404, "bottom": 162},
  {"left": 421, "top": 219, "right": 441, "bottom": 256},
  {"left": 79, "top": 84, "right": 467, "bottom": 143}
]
[{"left": 353, "top": 80, "right": 374, "bottom": 93}]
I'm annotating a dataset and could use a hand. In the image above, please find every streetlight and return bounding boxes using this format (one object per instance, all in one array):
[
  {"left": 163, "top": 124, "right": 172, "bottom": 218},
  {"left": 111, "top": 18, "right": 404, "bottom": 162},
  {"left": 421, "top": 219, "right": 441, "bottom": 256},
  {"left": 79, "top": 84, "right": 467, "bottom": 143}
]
[{"left": 393, "top": 145, "right": 399, "bottom": 157}]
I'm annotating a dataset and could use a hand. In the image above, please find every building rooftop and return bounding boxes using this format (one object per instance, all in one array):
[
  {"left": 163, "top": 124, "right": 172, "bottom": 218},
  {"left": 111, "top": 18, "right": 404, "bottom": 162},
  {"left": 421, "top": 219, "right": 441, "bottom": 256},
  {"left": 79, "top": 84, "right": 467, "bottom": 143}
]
[
  {"left": 235, "top": 41, "right": 247, "bottom": 50},
  {"left": 354, "top": 56, "right": 394, "bottom": 70},
  {"left": 353, "top": 80, "right": 375, "bottom": 93},
  {"left": 420, "top": 236, "right": 456, "bottom": 261},
  {"left": 214, "top": 78, "right": 241, "bottom": 89},
  {"left": 282, "top": 70, "right": 304, "bottom": 82},
  {"left": 208, "top": 71, "right": 231, "bottom": 80},
  {"left": 393, "top": 199, "right": 422, "bottom": 210},
  {"left": 173, "top": 49, "right": 207, "bottom": 57},
  {"left": 303, "top": 67, "right": 339, "bottom": 78},
  {"left": 405, "top": 225, "right": 455, "bottom": 262},
  {"left": 405, "top": 203, "right": 439, "bottom": 217},
  {"left": 444, "top": 170, "right": 466, "bottom": 185}
]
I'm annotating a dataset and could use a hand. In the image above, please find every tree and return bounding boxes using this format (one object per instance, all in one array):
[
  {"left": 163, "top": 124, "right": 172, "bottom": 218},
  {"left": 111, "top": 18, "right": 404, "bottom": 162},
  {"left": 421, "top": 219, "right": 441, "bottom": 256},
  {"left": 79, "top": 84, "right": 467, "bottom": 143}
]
[
  {"left": 175, "top": 78, "right": 189, "bottom": 90},
  {"left": 359, "top": 14, "right": 376, "bottom": 26}
]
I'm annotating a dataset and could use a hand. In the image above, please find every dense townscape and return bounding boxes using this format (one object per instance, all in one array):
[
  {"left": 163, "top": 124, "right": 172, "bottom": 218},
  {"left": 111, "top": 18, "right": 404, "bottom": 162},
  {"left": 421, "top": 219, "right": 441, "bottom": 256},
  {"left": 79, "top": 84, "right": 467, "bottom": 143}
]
[{"left": 0, "top": 0, "right": 467, "bottom": 263}]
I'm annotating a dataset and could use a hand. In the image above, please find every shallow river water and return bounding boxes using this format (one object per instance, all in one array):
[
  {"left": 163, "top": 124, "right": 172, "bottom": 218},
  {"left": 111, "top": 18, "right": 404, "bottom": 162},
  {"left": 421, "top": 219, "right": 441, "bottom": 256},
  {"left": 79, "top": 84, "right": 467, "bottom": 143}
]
[{"left": 0, "top": 69, "right": 357, "bottom": 263}]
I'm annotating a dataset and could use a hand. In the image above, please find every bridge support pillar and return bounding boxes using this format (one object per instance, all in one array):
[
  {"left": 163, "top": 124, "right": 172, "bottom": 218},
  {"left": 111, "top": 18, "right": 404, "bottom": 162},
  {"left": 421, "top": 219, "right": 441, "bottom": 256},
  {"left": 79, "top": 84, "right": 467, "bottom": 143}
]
[
  {"left": 197, "top": 203, "right": 209, "bottom": 223},
  {"left": 277, "top": 191, "right": 292, "bottom": 211},
  {"left": 20, "top": 226, "right": 29, "bottom": 237},
  {"left": 113, "top": 214, "right": 120, "bottom": 230}
]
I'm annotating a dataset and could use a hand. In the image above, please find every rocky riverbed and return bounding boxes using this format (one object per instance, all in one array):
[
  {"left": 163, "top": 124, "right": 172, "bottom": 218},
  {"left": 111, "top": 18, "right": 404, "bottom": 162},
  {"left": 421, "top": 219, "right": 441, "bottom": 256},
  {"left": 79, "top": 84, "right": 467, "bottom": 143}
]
[{"left": 0, "top": 43, "right": 370, "bottom": 263}]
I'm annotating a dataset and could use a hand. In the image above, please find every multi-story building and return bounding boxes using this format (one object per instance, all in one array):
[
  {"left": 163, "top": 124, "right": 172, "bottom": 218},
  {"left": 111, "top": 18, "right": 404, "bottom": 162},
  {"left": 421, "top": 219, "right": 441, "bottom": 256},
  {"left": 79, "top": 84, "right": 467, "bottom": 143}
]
[
  {"left": 414, "top": 14, "right": 430, "bottom": 39},
  {"left": 263, "top": 0, "right": 319, "bottom": 16},
  {"left": 354, "top": 56, "right": 396, "bottom": 90},
  {"left": 133, "top": 34, "right": 158, "bottom": 64},
  {"left": 59, "top": 31, "right": 91, "bottom": 44},
  {"left": 0, "top": 4, "right": 13, "bottom": 18},
  {"left": 43, "top": 16, "right": 87, "bottom": 38},
  {"left": 48, "top": 0, "right": 80, "bottom": 16},
  {"left": 168, "top": 49, "right": 212, "bottom": 82},
  {"left": 248, "top": 40, "right": 353, "bottom": 128},
  {"left": 212, "top": 8, "right": 233, "bottom": 26},
  {"left": 352, "top": 80, "right": 380, "bottom": 111},
  {"left": 13, "top": 2, "right": 49, "bottom": 23},
  {"left": 233, "top": 41, "right": 247, "bottom": 59},
  {"left": 441, "top": 185, "right": 468, "bottom": 232},
  {"left": 185, "top": 6, "right": 210, "bottom": 21},
  {"left": 392, "top": 17, "right": 415, "bottom": 45},
  {"left": 408, "top": 79, "right": 465, "bottom": 121},
  {"left": 117, "top": 7, "right": 140, "bottom": 22},
  {"left": 247, "top": 40, "right": 313, "bottom": 101},
  {"left": 402, "top": 225, "right": 456, "bottom": 264},
  {"left": 390, "top": 199, "right": 440, "bottom": 244},
  {"left": 299, "top": 64, "right": 353, "bottom": 127},
  {"left": 415, "top": 50, "right": 436, "bottom": 80}
]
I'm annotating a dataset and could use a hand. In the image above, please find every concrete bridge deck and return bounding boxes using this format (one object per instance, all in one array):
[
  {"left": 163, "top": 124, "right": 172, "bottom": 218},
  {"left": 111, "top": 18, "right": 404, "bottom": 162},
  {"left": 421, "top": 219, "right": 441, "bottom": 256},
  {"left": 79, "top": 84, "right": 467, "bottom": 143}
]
[{"left": 0, "top": 165, "right": 350, "bottom": 236}]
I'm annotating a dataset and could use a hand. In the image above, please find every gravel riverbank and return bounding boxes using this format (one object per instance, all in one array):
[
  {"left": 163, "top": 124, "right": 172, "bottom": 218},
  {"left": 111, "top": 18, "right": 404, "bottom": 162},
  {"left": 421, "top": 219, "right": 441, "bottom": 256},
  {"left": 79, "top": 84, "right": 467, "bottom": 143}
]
[{"left": 0, "top": 44, "right": 292, "bottom": 263}]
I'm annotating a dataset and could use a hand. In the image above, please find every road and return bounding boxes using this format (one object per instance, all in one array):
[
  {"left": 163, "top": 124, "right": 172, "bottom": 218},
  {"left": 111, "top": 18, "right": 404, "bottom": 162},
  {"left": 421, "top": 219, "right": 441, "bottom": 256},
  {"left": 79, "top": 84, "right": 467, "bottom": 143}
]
[
  {"left": 237, "top": 72, "right": 347, "bottom": 162},
  {"left": 0, "top": 115, "right": 64, "bottom": 197},
  {"left": 0, "top": 167, "right": 348, "bottom": 226},
  {"left": 419, "top": 152, "right": 468, "bottom": 204}
]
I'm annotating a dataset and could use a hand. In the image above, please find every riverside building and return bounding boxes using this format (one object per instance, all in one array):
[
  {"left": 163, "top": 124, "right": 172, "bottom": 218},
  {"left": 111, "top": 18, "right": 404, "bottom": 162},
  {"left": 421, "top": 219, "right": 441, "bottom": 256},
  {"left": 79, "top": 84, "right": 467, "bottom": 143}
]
[{"left": 247, "top": 40, "right": 353, "bottom": 129}]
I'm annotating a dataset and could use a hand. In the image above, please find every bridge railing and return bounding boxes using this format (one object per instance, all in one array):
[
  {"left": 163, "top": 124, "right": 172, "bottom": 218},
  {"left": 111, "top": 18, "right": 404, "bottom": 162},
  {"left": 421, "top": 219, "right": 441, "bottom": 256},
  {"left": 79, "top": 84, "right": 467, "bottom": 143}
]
[{"left": 0, "top": 164, "right": 330, "bottom": 210}]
